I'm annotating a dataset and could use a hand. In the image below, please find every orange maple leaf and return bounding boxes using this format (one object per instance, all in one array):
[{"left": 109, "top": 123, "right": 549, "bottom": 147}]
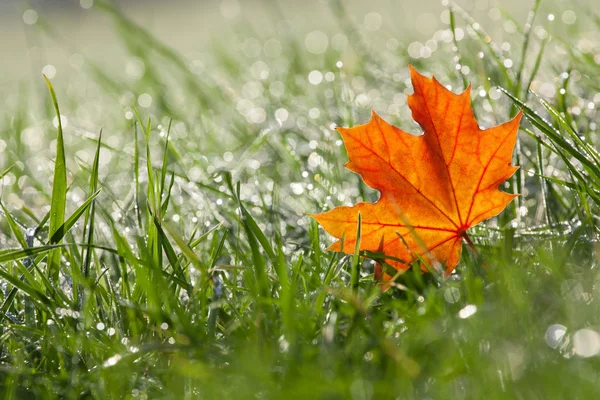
[{"left": 313, "top": 65, "right": 522, "bottom": 278}]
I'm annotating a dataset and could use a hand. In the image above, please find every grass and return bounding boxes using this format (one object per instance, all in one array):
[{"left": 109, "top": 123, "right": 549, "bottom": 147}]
[{"left": 1, "top": 0, "right": 599, "bottom": 398}]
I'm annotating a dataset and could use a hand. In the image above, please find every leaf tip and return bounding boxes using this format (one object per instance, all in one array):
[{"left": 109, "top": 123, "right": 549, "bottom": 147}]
[
  {"left": 515, "top": 108, "right": 524, "bottom": 123},
  {"left": 369, "top": 109, "right": 383, "bottom": 123},
  {"left": 309, "top": 212, "right": 327, "bottom": 226},
  {"left": 464, "top": 83, "right": 473, "bottom": 95},
  {"left": 43, "top": 74, "right": 52, "bottom": 89}
]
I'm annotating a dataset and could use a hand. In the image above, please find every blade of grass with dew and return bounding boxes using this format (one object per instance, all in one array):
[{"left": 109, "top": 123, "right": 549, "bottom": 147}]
[
  {"left": 350, "top": 212, "right": 362, "bottom": 292},
  {"left": 448, "top": 8, "right": 469, "bottom": 90},
  {"left": 133, "top": 121, "right": 142, "bottom": 229},
  {"left": 162, "top": 222, "right": 208, "bottom": 276},
  {"left": 514, "top": 0, "right": 541, "bottom": 101},
  {"left": 224, "top": 172, "right": 277, "bottom": 263},
  {"left": 49, "top": 189, "right": 101, "bottom": 245},
  {"left": 206, "top": 231, "right": 227, "bottom": 337},
  {"left": 152, "top": 215, "right": 190, "bottom": 290},
  {"left": 159, "top": 119, "right": 173, "bottom": 213},
  {"left": 82, "top": 129, "right": 102, "bottom": 282},
  {"left": 43, "top": 75, "right": 67, "bottom": 282},
  {"left": 161, "top": 172, "right": 176, "bottom": 216},
  {"left": 229, "top": 179, "right": 272, "bottom": 332},
  {"left": 524, "top": 36, "right": 549, "bottom": 102},
  {"left": 501, "top": 88, "right": 600, "bottom": 183},
  {"left": 0, "top": 202, "right": 28, "bottom": 249},
  {"left": 0, "top": 266, "right": 53, "bottom": 309}
]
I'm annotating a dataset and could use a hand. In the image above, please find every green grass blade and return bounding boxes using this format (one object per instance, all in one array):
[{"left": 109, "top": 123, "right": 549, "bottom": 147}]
[
  {"left": 225, "top": 172, "right": 276, "bottom": 263},
  {"left": 162, "top": 222, "right": 208, "bottom": 276},
  {"left": 152, "top": 215, "right": 189, "bottom": 286},
  {"left": 133, "top": 122, "right": 142, "bottom": 229},
  {"left": 0, "top": 267, "right": 52, "bottom": 312},
  {"left": 49, "top": 189, "right": 101, "bottom": 245},
  {"left": 448, "top": 8, "right": 468, "bottom": 90},
  {"left": 524, "top": 36, "right": 549, "bottom": 101},
  {"left": 351, "top": 213, "right": 362, "bottom": 292},
  {"left": 0, "top": 245, "right": 62, "bottom": 263},
  {"left": 82, "top": 129, "right": 102, "bottom": 279},
  {"left": 161, "top": 171, "right": 175, "bottom": 215},
  {"left": 501, "top": 88, "right": 600, "bottom": 183},
  {"left": 0, "top": 202, "right": 28, "bottom": 249},
  {"left": 43, "top": 75, "right": 67, "bottom": 281},
  {"left": 159, "top": 119, "right": 173, "bottom": 209},
  {"left": 514, "top": 0, "right": 541, "bottom": 99}
]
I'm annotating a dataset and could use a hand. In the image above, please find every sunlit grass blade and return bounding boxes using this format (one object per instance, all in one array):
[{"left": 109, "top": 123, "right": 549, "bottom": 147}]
[
  {"left": 43, "top": 75, "right": 67, "bottom": 281},
  {"left": 153, "top": 215, "right": 190, "bottom": 288},
  {"left": 161, "top": 171, "right": 175, "bottom": 215},
  {"left": 501, "top": 87, "right": 600, "bottom": 185},
  {"left": 0, "top": 266, "right": 53, "bottom": 311},
  {"left": 0, "top": 202, "right": 28, "bottom": 249},
  {"left": 228, "top": 177, "right": 270, "bottom": 314},
  {"left": 535, "top": 94, "right": 600, "bottom": 166},
  {"left": 133, "top": 121, "right": 142, "bottom": 229},
  {"left": 189, "top": 223, "right": 223, "bottom": 249},
  {"left": 82, "top": 129, "right": 102, "bottom": 280},
  {"left": 350, "top": 213, "right": 362, "bottom": 292},
  {"left": 0, "top": 245, "right": 62, "bottom": 264},
  {"left": 225, "top": 172, "right": 276, "bottom": 263},
  {"left": 162, "top": 222, "right": 208, "bottom": 276},
  {"left": 524, "top": 36, "right": 549, "bottom": 101},
  {"left": 49, "top": 189, "right": 101, "bottom": 244},
  {"left": 0, "top": 165, "right": 14, "bottom": 180},
  {"left": 448, "top": 8, "right": 468, "bottom": 90},
  {"left": 159, "top": 119, "right": 172, "bottom": 209},
  {"left": 514, "top": 0, "right": 541, "bottom": 100}
]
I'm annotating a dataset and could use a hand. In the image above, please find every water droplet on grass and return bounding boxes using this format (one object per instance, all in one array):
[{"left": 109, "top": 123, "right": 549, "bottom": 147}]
[
  {"left": 103, "top": 354, "right": 121, "bottom": 367},
  {"left": 305, "top": 31, "right": 328, "bottom": 54},
  {"left": 458, "top": 304, "right": 477, "bottom": 319},
  {"left": 573, "top": 329, "right": 600, "bottom": 357},
  {"left": 23, "top": 9, "right": 38, "bottom": 25},
  {"left": 308, "top": 70, "right": 323, "bottom": 85}
]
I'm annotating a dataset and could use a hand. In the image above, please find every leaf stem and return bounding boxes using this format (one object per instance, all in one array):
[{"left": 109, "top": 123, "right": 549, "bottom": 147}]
[{"left": 461, "top": 232, "right": 488, "bottom": 270}]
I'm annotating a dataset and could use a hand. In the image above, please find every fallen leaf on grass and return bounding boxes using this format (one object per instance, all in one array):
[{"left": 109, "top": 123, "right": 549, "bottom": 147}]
[{"left": 313, "top": 65, "right": 522, "bottom": 279}]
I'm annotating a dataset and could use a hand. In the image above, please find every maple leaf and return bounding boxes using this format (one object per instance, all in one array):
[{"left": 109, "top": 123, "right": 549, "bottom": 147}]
[{"left": 313, "top": 65, "right": 522, "bottom": 278}]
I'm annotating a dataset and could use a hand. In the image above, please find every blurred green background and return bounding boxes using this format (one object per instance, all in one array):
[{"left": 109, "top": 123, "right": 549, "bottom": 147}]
[{"left": 0, "top": 0, "right": 562, "bottom": 88}]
